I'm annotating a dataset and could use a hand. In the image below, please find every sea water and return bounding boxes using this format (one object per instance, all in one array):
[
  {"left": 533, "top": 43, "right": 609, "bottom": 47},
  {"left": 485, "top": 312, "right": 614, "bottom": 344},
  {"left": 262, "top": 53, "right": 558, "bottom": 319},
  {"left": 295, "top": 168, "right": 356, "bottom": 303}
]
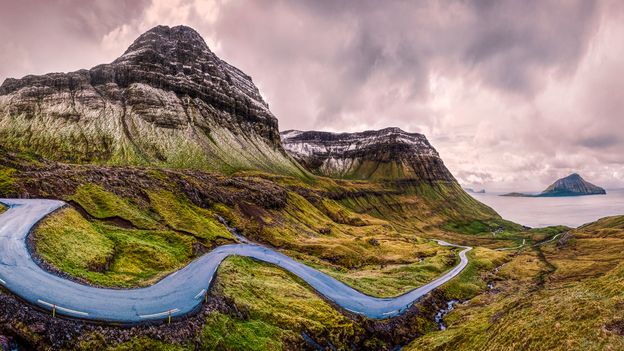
[{"left": 469, "top": 189, "right": 624, "bottom": 228}]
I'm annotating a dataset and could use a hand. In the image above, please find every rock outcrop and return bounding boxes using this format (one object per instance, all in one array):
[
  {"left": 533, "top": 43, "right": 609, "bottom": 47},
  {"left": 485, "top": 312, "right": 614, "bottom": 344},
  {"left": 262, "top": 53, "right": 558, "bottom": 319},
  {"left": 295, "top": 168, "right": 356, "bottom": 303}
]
[
  {"left": 540, "top": 173, "right": 606, "bottom": 196},
  {"left": 280, "top": 127, "right": 455, "bottom": 182},
  {"left": 0, "top": 25, "right": 303, "bottom": 175}
]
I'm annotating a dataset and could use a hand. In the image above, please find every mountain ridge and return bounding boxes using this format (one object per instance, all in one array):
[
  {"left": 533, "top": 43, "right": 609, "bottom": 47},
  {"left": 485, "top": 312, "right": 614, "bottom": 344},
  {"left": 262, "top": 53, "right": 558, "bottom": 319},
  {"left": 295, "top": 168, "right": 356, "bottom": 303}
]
[{"left": 280, "top": 127, "right": 455, "bottom": 182}]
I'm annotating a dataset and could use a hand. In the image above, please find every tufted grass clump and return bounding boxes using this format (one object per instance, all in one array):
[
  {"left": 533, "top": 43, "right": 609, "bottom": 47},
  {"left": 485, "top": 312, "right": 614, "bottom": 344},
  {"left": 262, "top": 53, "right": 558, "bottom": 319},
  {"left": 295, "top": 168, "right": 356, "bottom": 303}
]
[
  {"left": 147, "top": 190, "right": 234, "bottom": 243},
  {"left": 35, "top": 207, "right": 194, "bottom": 287},
  {"left": 212, "top": 256, "right": 365, "bottom": 349},
  {"left": 69, "top": 183, "right": 158, "bottom": 229},
  {"left": 0, "top": 167, "right": 16, "bottom": 197}
]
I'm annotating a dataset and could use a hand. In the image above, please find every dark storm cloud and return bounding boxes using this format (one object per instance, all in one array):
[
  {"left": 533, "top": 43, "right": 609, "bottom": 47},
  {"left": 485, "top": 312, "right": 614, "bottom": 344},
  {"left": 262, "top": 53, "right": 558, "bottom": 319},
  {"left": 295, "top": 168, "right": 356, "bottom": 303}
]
[
  {"left": 580, "top": 135, "right": 619, "bottom": 149},
  {"left": 202, "top": 0, "right": 601, "bottom": 131},
  {"left": 461, "top": 0, "right": 598, "bottom": 93}
]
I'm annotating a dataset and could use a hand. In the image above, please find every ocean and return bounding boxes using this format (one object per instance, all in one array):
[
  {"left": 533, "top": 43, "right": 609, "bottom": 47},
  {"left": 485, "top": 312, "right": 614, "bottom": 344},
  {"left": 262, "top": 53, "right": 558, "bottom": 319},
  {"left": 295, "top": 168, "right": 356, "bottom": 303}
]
[{"left": 469, "top": 189, "right": 624, "bottom": 228}]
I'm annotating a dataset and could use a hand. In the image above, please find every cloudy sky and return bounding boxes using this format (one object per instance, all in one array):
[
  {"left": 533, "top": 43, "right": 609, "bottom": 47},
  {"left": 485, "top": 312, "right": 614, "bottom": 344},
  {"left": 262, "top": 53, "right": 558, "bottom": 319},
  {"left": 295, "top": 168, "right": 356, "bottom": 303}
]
[{"left": 1, "top": 0, "right": 623, "bottom": 191}]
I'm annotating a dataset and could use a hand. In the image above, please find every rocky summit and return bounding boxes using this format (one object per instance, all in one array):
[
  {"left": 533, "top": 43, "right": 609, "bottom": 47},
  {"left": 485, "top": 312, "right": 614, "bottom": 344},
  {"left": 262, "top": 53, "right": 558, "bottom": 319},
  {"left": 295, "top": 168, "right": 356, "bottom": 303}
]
[
  {"left": 0, "top": 25, "right": 303, "bottom": 175},
  {"left": 540, "top": 173, "right": 606, "bottom": 196},
  {"left": 280, "top": 127, "right": 455, "bottom": 182}
]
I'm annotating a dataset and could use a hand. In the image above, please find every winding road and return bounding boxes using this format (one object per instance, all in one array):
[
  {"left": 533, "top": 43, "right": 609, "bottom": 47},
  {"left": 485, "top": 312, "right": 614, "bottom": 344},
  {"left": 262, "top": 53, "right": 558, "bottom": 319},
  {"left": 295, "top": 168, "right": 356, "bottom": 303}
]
[{"left": 0, "top": 199, "right": 472, "bottom": 323}]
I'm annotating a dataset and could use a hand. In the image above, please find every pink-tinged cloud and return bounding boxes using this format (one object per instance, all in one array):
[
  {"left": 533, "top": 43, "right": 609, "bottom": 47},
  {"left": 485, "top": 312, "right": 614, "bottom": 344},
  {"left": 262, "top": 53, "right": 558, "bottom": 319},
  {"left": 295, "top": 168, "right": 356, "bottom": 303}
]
[{"left": 0, "top": 0, "right": 622, "bottom": 191}]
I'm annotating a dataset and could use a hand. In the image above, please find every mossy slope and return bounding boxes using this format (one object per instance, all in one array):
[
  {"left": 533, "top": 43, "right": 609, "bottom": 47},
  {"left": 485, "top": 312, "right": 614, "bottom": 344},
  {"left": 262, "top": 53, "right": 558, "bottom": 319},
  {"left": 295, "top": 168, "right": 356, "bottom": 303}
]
[{"left": 406, "top": 216, "right": 624, "bottom": 351}]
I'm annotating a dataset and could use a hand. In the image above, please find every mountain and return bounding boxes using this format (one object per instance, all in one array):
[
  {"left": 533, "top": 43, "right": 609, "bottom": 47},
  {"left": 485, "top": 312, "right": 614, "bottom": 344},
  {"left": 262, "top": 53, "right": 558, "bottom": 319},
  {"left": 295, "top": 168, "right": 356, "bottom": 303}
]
[
  {"left": 280, "top": 127, "right": 455, "bottom": 182},
  {"left": 0, "top": 25, "right": 303, "bottom": 175},
  {"left": 464, "top": 188, "right": 486, "bottom": 194},
  {"left": 502, "top": 173, "right": 606, "bottom": 197},
  {"left": 539, "top": 173, "right": 606, "bottom": 196}
]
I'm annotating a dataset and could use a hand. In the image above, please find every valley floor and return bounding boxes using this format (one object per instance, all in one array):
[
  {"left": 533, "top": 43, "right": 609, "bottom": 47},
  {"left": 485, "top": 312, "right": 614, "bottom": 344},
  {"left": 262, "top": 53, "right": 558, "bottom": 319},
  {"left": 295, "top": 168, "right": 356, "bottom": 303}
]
[{"left": 406, "top": 217, "right": 624, "bottom": 351}]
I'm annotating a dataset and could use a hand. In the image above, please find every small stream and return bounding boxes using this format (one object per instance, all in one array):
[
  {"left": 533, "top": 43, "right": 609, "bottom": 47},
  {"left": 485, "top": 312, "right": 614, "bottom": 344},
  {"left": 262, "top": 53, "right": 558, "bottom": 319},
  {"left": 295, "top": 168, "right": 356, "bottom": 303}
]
[
  {"left": 434, "top": 300, "right": 459, "bottom": 330},
  {"left": 216, "top": 215, "right": 250, "bottom": 243}
]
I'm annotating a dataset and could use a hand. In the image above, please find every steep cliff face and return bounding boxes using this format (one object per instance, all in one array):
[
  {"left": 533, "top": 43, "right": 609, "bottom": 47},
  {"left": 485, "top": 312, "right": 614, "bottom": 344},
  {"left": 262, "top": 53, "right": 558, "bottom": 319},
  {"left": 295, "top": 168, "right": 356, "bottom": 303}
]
[
  {"left": 280, "top": 127, "right": 455, "bottom": 182},
  {"left": 0, "top": 25, "right": 303, "bottom": 175},
  {"left": 540, "top": 173, "right": 606, "bottom": 196}
]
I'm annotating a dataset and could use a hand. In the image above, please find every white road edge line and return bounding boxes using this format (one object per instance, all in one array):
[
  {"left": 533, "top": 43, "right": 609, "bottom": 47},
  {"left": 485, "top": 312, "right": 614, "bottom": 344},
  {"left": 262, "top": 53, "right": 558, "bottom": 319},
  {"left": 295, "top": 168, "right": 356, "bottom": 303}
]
[
  {"left": 0, "top": 278, "right": 6, "bottom": 285},
  {"left": 194, "top": 289, "right": 206, "bottom": 299},
  {"left": 37, "top": 299, "right": 89, "bottom": 316},
  {"left": 139, "top": 308, "right": 180, "bottom": 319}
]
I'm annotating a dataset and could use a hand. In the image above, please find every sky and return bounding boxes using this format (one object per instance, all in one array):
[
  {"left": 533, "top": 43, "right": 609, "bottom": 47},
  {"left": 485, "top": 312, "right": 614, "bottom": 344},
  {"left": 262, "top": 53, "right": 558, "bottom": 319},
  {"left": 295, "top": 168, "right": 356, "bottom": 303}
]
[{"left": 0, "top": 0, "right": 623, "bottom": 191}]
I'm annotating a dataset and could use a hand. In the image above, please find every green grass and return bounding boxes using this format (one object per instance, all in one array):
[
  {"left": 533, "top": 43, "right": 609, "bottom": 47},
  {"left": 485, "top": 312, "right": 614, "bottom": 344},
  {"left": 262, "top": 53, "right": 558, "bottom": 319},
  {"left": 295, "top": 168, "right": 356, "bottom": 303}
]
[
  {"left": 212, "top": 256, "right": 364, "bottom": 349},
  {"left": 69, "top": 183, "right": 158, "bottom": 229},
  {"left": 0, "top": 167, "right": 16, "bottom": 196},
  {"left": 438, "top": 247, "right": 508, "bottom": 299},
  {"left": 0, "top": 202, "right": 6, "bottom": 215},
  {"left": 79, "top": 336, "right": 187, "bottom": 351},
  {"left": 298, "top": 244, "right": 458, "bottom": 297},
  {"left": 442, "top": 220, "right": 495, "bottom": 235},
  {"left": 37, "top": 184, "right": 461, "bottom": 297},
  {"left": 221, "top": 190, "right": 470, "bottom": 297},
  {"left": 579, "top": 215, "right": 624, "bottom": 232},
  {"left": 35, "top": 208, "right": 194, "bottom": 287},
  {"left": 405, "top": 217, "right": 624, "bottom": 351},
  {"left": 0, "top": 113, "right": 308, "bottom": 178},
  {"left": 13, "top": 159, "right": 537, "bottom": 350},
  {"left": 199, "top": 312, "right": 285, "bottom": 350},
  {"left": 147, "top": 190, "right": 234, "bottom": 243}
]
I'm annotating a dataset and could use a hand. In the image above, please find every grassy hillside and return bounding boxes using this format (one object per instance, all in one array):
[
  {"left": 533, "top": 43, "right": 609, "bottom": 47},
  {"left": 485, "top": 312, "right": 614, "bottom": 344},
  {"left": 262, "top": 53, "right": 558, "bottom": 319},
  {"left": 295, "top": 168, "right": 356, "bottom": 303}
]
[
  {"left": 406, "top": 216, "right": 624, "bottom": 351},
  {"left": 33, "top": 180, "right": 462, "bottom": 293},
  {"left": 0, "top": 150, "right": 530, "bottom": 349},
  {"left": 0, "top": 112, "right": 310, "bottom": 178}
]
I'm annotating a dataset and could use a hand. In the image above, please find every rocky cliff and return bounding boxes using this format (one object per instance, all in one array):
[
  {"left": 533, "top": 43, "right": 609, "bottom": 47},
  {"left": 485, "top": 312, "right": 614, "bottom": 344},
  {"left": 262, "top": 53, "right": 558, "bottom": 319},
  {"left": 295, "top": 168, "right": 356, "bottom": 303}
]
[
  {"left": 540, "top": 173, "right": 606, "bottom": 196},
  {"left": 0, "top": 25, "right": 303, "bottom": 175},
  {"left": 280, "top": 127, "right": 455, "bottom": 182}
]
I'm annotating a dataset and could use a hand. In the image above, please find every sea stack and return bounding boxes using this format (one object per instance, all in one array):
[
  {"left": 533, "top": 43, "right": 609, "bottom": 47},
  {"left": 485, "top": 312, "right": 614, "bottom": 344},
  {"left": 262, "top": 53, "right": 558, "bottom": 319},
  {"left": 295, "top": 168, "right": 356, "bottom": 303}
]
[{"left": 539, "top": 173, "right": 606, "bottom": 197}]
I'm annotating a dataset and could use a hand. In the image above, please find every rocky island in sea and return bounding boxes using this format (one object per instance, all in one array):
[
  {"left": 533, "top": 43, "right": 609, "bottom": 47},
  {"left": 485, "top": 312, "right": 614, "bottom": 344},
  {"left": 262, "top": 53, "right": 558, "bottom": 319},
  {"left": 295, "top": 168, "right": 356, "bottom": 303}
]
[{"left": 502, "top": 173, "right": 606, "bottom": 197}]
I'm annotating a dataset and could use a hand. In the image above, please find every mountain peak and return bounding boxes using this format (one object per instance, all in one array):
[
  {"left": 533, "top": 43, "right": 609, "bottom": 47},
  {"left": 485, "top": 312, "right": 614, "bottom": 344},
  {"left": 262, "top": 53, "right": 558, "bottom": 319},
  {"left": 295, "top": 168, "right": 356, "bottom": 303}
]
[
  {"left": 378, "top": 126, "right": 407, "bottom": 134},
  {"left": 0, "top": 25, "right": 304, "bottom": 175},
  {"left": 541, "top": 173, "right": 606, "bottom": 197},
  {"left": 117, "top": 25, "right": 212, "bottom": 63}
]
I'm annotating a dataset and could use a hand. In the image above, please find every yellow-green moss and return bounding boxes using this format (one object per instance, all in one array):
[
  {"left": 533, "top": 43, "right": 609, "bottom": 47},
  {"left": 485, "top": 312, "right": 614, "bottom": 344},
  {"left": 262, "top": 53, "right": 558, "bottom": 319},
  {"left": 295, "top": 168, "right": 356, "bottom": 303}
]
[
  {"left": 406, "top": 221, "right": 624, "bottom": 351},
  {"left": 0, "top": 167, "right": 16, "bottom": 196},
  {"left": 35, "top": 208, "right": 194, "bottom": 287},
  {"left": 69, "top": 183, "right": 158, "bottom": 229},
  {"left": 199, "top": 312, "right": 285, "bottom": 351},
  {"left": 147, "top": 190, "right": 234, "bottom": 243},
  {"left": 213, "top": 256, "right": 364, "bottom": 349}
]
